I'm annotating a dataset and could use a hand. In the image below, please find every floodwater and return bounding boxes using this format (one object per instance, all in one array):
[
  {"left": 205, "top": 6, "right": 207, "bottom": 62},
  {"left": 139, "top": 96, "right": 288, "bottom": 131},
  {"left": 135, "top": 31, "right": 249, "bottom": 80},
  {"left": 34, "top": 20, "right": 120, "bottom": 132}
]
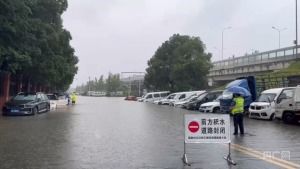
[{"left": 0, "top": 96, "right": 299, "bottom": 169}]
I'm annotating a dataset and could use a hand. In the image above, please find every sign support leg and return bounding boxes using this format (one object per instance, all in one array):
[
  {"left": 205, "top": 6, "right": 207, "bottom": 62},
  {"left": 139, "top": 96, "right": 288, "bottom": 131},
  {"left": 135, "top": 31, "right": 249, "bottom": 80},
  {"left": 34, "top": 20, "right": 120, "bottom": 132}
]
[
  {"left": 224, "top": 143, "right": 236, "bottom": 165},
  {"left": 182, "top": 114, "right": 190, "bottom": 166},
  {"left": 182, "top": 141, "right": 190, "bottom": 166}
]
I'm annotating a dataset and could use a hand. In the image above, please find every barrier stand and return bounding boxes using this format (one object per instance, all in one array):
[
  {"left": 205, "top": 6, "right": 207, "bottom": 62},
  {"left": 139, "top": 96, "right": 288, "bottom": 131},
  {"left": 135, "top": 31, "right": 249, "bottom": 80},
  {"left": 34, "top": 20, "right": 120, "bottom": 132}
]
[
  {"left": 224, "top": 143, "right": 236, "bottom": 165},
  {"left": 182, "top": 141, "right": 190, "bottom": 166},
  {"left": 182, "top": 113, "right": 190, "bottom": 166},
  {"left": 182, "top": 114, "right": 236, "bottom": 166}
]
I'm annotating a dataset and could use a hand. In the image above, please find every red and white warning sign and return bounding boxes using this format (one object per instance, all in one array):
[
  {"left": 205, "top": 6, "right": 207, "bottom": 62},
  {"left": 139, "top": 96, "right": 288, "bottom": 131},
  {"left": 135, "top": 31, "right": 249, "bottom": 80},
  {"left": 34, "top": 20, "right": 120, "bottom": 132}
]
[
  {"left": 188, "top": 121, "right": 200, "bottom": 133},
  {"left": 185, "top": 114, "right": 230, "bottom": 144}
]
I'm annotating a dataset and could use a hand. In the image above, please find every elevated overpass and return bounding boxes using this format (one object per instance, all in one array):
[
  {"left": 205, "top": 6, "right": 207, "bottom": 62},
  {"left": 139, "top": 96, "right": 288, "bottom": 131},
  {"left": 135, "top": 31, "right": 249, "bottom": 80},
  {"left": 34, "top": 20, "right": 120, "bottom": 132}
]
[{"left": 208, "top": 46, "right": 300, "bottom": 86}]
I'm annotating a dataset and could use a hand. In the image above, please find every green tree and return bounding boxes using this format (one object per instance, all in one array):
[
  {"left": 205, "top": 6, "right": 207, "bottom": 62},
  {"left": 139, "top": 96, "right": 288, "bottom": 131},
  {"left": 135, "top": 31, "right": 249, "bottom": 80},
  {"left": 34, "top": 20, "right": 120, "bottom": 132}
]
[
  {"left": 144, "top": 34, "right": 212, "bottom": 92},
  {"left": 0, "top": 0, "right": 32, "bottom": 73},
  {"left": 106, "top": 73, "right": 121, "bottom": 94},
  {"left": 0, "top": 0, "right": 78, "bottom": 91}
]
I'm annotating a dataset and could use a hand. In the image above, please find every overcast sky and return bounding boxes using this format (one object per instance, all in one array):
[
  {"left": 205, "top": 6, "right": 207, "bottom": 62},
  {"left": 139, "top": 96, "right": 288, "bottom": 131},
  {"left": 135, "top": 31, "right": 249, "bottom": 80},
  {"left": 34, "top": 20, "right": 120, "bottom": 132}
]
[{"left": 62, "top": 0, "right": 297, "bottom": 87}]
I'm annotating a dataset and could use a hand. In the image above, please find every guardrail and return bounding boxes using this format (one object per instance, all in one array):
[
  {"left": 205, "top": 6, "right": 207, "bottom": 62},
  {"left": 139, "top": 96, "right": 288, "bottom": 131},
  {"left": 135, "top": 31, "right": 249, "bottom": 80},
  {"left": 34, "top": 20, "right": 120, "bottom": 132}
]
[{"left": 210, "top": 46, "right": 300, "bottom": 72}]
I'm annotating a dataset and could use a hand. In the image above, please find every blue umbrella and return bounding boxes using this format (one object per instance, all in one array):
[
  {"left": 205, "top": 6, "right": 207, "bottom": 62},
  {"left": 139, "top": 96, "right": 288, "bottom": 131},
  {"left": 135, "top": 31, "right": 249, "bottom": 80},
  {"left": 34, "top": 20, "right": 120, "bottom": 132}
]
[{"left": 226, "top": 86, "right": 251, "bottom": 97}]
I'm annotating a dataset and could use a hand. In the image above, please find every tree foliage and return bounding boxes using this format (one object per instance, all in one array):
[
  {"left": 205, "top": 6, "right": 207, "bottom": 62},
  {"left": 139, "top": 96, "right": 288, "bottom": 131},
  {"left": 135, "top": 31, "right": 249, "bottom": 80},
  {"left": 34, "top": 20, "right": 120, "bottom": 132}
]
[
  {"left": 144, "top": 34, "right": 212, "bottom": 92},
  {"left": 0, "top": 0, "right": 78, "bottom": 91}
]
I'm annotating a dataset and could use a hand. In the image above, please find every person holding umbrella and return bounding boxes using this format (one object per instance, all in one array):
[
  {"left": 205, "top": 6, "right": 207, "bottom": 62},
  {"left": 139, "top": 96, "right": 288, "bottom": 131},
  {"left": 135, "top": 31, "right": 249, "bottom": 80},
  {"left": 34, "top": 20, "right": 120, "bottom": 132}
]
[{"left": 231, "top": 92, "right": 245, "bottom": 135}]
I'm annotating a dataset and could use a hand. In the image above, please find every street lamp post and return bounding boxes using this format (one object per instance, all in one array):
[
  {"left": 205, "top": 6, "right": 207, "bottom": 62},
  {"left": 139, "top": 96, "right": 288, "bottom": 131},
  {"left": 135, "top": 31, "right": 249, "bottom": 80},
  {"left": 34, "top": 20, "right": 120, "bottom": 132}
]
[
  {"left": 88, "top": 76, "right": 91, "bottom": 96},
  {"left": 296, "top": 0, "right": 298, "bottom": 57},
  {"left": 222, "top": 27, "right": 232, "bottom": 60},
  {"left": 272, "top": 26, "right": 286, "bottom": 48}
]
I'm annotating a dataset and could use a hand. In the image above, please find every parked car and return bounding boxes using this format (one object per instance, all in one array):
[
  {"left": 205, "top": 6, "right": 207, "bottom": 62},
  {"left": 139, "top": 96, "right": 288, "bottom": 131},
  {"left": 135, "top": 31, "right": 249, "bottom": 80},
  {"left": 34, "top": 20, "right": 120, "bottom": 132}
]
[
  {"left": 169, "top": 91, "right": 205, "bottom": 106},
  {"left": 199, "top": 95, "right": 222, "bottom": 113},
  {"left": 47, "top": 94, "right": 58, "bottom": 110},
  {"left": 183, "top": 90, "right": 223, "bottom": 110},
  {"left": 173, "top": 91, "right": 206, "bottom": 107},
  {"left": 2, "top": 92, "right": 50, "bottom": 116},
  {"left": 154, "top": 93, "right": 176, "bottom": 105},
  {"left": 143, "top": 91, "right": 170, "bottom": 103},
  {"left": 137, "top": 95, "right": 145, "bottom": 102},
  {"left": 174, "top": 94, "right": 200, "bottom": 107},
  {"left": 275, "top": 86, "right": 300, "bottom": 124},
  {"left": 125, "top": 96, "right": 138, "bottom": 101},
  {"left": 249, "top": 88, "right": 284, "bottom": 120}
]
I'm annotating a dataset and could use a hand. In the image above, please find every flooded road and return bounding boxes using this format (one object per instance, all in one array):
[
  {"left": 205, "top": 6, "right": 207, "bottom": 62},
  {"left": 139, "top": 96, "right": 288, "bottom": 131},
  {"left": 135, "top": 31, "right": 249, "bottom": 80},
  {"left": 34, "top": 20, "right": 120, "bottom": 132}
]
[{"left": 0, "top": 96, "right": 299, "bottom": 169}]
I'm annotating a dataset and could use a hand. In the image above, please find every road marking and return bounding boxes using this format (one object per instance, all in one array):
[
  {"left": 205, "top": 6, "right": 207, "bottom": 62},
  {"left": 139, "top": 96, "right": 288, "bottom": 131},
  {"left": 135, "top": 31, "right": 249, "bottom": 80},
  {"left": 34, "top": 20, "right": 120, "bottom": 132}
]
[{"left": 230, "top": 143, "right": 300, "bottom": 169}]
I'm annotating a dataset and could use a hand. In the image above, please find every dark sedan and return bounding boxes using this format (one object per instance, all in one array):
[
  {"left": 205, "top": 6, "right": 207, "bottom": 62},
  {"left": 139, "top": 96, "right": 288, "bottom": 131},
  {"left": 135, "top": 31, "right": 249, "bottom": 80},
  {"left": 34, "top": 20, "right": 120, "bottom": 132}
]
[
  {"left": 183, "top": 90, "right": 223, "bottom": 110},
  {"left": 2, "top": 92, "right": 50, "bottom": 116}
]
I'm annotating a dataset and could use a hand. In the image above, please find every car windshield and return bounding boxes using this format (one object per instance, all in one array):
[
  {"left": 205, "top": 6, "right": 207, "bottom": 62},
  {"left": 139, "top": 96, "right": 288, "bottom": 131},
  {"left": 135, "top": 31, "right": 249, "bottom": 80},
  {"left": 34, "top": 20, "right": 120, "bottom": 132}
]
[
  {"left": 181, "top": 94, "right": 195, "bottom": 101},
  {"left": 189, "top": 96, "right": 198, "bottom": 102},
  {"left": 196, "top": 93, "right": 207, "bottom": 101},
  {"left": 13, "top": 94, "right": 36, "bottom": 101},
  {"left": 257, "top": 93, "right": 276, "bottom": 102},
  {"left": 214, "top": 95, "right": 223, "bottom": 101},
  {"left": 166, "top": 94, "right": 175, "bottom": 99}
]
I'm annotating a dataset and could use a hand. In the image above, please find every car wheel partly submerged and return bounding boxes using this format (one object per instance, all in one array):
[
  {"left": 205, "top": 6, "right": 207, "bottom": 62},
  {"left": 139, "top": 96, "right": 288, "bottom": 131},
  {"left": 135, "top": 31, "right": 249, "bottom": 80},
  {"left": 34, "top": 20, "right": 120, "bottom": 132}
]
[
  {"left": 213, "top": 107, "right": 221, "bottom": 114},
  {"left": 32, "top": 107, "right": 38, "bottom": 115},
  {"left": 282, "top": 112, "right": 296, "bottom": 124},
  {"left": 47, "top": 104, "right": 50, "bottom": 112},
  {"left": 269, "top": 113, "right": 275, "bottom": 121}
]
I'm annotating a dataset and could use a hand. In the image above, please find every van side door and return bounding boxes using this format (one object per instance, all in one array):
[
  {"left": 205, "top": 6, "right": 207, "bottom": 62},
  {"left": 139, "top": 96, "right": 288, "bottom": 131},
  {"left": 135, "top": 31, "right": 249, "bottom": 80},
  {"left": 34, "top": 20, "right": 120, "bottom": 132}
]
[
  {"left": 153, "top": 93, "right": 160, "bottom": 101},
  {"left": 275, "top": 88, "right": 295, "bottom": 118},
  {"left": 294, "top": 86, "right": 300, "bottom": 111}
]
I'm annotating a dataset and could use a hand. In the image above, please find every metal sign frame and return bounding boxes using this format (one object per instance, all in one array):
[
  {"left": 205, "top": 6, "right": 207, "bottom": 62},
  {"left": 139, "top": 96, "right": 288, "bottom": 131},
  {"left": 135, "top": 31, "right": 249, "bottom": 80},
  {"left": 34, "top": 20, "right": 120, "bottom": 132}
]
[{"left": 182, "top": 114, "right": 236, "bottom": 166}]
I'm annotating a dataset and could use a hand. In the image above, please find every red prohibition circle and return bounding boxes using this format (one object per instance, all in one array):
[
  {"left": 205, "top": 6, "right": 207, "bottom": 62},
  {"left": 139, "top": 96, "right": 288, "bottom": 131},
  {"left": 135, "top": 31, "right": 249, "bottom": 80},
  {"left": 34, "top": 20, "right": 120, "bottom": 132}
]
[{"left": 188, "top": 121, "right": 200, "bottom": 133}]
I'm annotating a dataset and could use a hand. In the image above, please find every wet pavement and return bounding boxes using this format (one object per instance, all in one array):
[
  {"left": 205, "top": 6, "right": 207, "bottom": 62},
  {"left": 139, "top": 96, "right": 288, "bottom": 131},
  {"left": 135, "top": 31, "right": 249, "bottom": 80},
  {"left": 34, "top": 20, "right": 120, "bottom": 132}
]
[{"left": 0, "top": 96, "right": 299, "bottom": 169}]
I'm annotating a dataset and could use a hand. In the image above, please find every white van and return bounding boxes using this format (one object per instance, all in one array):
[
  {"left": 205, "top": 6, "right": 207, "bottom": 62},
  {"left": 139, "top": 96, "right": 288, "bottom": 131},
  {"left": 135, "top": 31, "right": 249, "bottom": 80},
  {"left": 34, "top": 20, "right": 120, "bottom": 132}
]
[
  {"left": 143, "top": 91, "right": 170, "bottom": 103},
  {"left": 249, "top": 88, "right": 284, "bottom": 120},
  {"left": 275, "top": 86, "right": 300, "bottom": 124}
]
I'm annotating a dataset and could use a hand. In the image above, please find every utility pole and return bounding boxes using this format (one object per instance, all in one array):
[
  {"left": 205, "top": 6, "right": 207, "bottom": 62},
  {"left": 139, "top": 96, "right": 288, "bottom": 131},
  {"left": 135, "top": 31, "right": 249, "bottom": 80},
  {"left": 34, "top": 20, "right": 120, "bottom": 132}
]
[
  {"left": 296, "top": 0, "right": 299, "bottom": 57},
  {"left": 222, "top": 27, "right": 232, "bottom": 60},
  {"left": 272, "top": 26, "right": 286, "bottom": 48},
  {"left": 88, "top": 76, "right": 91, "bottom": 96}
]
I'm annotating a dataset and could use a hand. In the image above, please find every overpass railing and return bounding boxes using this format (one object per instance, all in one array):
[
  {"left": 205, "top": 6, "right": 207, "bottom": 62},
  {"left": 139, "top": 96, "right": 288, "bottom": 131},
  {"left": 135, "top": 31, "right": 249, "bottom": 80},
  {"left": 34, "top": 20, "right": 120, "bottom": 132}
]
[{"left": 210, "top": 46, "right": 300, "bottom": 72}]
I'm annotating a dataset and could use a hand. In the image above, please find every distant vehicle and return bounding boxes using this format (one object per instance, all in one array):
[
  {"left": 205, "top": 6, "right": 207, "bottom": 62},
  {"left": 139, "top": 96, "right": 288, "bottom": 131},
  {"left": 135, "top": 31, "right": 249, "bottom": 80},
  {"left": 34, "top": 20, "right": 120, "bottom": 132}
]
[
  {"left": 125, "top": 96, "right": 138, "bottom": 101},
  {"left": 249, "top": 88, "right": 284, "bottom": 120},
  {"left": 47, "top": 94, "right": 58, "bottom": 110},
  {"left": 275, "top": 86, "right": 300, "bottom": 124},
  {"left": 2, "top": 92, "right": 50, "bottom": 116},
  {"left": 220, "top": 76, "right": 257, "bottom": 114},
  {"left": 47, "top": 94, "right": 68, "bottom": 110},
  {"left": 88, "top": 91, "right": 107, "bottom": 97},
  {"left": 183, "top": 90, "right": 223, "bottom": 110},
  {"left": 143, "top": 91, "right": 170, "bottom": 103},
  {"left": 199, "top": 95, "right": 222, "bottom": 113},
  {"left": 154, "top": 93, "right": 176, "bottom": 105}
]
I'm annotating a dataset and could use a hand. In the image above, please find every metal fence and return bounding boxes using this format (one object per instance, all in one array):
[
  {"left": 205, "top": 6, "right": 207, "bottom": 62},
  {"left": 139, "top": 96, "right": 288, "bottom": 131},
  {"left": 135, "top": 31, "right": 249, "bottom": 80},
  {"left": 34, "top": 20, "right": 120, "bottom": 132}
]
[{"left": 210, "top": 46, "right": 300, "bottom": 72}]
